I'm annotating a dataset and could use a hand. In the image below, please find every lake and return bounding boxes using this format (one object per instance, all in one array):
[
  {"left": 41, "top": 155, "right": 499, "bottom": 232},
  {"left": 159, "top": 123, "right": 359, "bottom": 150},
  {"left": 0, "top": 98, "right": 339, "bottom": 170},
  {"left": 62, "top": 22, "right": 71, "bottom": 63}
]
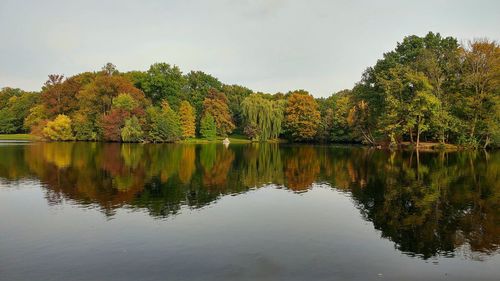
[{"left": 0, "top": 142, "right": 499, "bottom": 281}]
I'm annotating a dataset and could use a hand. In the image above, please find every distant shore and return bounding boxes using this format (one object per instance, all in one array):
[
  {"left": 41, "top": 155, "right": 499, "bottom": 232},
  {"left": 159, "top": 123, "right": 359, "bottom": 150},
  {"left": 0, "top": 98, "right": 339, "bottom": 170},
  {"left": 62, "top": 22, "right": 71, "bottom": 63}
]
[{"left": 0, "top": 134, "right": 482, "bottom": 151}]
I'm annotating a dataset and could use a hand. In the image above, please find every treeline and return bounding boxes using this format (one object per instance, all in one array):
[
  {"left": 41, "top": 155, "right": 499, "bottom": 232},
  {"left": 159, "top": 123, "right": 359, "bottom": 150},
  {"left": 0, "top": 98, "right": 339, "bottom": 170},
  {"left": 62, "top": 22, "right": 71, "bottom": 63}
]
[{"left": 0, "top": 32, "right": 498, "bottom": 148}]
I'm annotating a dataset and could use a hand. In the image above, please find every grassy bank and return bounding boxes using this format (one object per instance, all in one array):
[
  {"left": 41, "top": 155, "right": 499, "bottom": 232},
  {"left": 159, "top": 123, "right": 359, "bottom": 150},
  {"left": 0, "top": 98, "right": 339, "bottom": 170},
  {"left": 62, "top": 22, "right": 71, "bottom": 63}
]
[{"left": 0, "top": 134, "right": 33, "bottom": 140}]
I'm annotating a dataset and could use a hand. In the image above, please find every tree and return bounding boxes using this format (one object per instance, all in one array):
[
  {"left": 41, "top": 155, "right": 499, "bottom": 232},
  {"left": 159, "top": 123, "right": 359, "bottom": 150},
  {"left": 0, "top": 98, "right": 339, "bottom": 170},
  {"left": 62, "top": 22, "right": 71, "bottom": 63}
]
[
  {"left": 377, "top": 65, "right": 442, "bottom": 147},
  {"left": 112, "top": 93, "right": 139, "bottom": 112},
  {"left": 24, "top": 104, "right": 47, "bottom": 132},
  {"left": 202, "top": 89, "right": 235, "bottom": 136},
  {"left": 328, "top": 90, "right": 353, "bottom": 142},
  {"left": 72, "top": 111, "right": 97, "bottom": 141},
  {"left": 0, "top": 88, "right": 39, "bottom": 133},
  {"left": 347, "top": 100, "right": 376, "bottom": 145},
  {"left": 147, "top": 101, "right": 182, "bottom": 142},
  {"left": 222, "top": 84, "right": 253, "bottom": 132},
  {"left": 241, "top": 93, "right": 284, "bottom": 141},
  {"left": 458, "top": 39, "right": 500, "bottom": 148},
  {"left": 101, "top": 62, "right": 118, "bottom": 76},
  {"left": 77, "top": 74, "right": 147, "bottom": 117},
  {"left": 141, "top": 63, "right": 186, "bottom": 108},
  {"left": 178, "top": 100, "right": 196, "bottom": 138},
  {"left": 100, "top": 109, "right": 126, "bottom": 142},
  {"left": 41, "top": 75, "right": 82, "bottom": 117},
  {"left": 121, "top": 116, "right": 144, "bottom": 142},
  {"left": 200, "top": 114, "right": 217, "bottom": 140},
  {"left": 185, "top": 71, "right": 223, "bottom": 121},
  {"left": 43, "top": 114, "right": 74, "bottom": 141},
  {"left": 0, "top": 109, "right": 16, "bottom": 133},
  {"left": 284, "top": 91, "right": 320, "bottom": 142}
]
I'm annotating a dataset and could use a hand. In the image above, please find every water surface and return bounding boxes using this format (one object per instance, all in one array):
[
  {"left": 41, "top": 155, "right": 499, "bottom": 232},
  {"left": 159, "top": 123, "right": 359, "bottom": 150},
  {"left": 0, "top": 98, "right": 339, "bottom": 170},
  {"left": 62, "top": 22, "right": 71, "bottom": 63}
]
[{"left": 0, "top": 143, "right": 499, "bottom": 280}]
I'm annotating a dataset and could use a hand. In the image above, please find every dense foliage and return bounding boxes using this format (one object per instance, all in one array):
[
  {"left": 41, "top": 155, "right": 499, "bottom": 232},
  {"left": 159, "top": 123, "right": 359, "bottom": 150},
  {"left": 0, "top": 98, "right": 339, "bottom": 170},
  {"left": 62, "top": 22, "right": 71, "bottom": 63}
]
[{"left": 1, "top": 32, "right": 498, "bottom": 147}]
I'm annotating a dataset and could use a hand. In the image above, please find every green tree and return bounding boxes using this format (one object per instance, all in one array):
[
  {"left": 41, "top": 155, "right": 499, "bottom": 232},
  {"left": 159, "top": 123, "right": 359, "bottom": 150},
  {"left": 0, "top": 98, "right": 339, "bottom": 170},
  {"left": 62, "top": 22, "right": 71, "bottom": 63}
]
[
  {"left": 377, "top": 65, "right": 441, "bottom": 147},
  {"left": 141, "top": 63, "right": 186, "bottom": 108},
  {"left": 200, "top": 114, "right": 217, "bottom": 140},
  {"left": 185, "top": 71, "right": 223, "bottom": 121},
  {"left": 121, "top": 116, "right": 144, "bottom": 142},
  {"left": 458, "top": 39, "right": 500, "bottom": 148},
  {"left": 24, "top": 104, "right": 47, "bottom": 132},
  {"left": 241, "top": 93, "right": 283, "bottom": 141},
  {"left": 112, "top": 93, "right": 139, "bottom": 112},
  {"left": 147, "top": 101, "right": 182, "bottom": 142},
  {"left": 222, "top": 84, "right": 253, "bottom": 132},
  {"left": 328, "top": 90, "right": 353, "bottom": 142},
  {"left": 0, "top": 89, "right": 39, "bottom": 133}
]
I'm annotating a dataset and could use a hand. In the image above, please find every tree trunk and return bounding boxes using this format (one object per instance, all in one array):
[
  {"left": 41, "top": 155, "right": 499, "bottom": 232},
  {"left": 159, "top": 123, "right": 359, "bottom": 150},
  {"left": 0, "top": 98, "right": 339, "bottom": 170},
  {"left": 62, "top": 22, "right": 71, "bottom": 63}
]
[
  {"left": 483, "top": 136, "right": 491, "bottom": 149},
  {"left": 409, "top": 127, "right": 414, "bottom": 144},
  {"left": 416, "top": 116, "right": 421, "bottom": 149}
]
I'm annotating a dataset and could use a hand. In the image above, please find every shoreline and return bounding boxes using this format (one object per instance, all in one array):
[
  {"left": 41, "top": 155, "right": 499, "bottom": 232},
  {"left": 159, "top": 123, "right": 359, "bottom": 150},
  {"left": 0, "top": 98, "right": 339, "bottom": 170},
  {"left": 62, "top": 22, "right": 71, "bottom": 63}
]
[{"left": 0, "top": 134, "right": 493, "bottom": 151}]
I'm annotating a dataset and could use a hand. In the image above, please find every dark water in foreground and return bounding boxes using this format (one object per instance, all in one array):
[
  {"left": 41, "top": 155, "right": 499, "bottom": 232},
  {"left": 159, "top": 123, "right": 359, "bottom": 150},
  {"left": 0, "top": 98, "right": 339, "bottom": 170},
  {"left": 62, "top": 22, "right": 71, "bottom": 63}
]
[{"left": 0, "top": 142, "right": 499, "bottom": 281}]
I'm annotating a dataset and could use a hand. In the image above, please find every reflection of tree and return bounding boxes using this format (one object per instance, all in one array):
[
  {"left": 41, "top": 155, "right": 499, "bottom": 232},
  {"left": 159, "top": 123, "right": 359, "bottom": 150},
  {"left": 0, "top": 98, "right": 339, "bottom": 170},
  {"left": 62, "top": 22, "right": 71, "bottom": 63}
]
[
  {"left": 284, "top": 146, "right": 320, "bottom": 191},
  {"left": 241, "top": 143, "right": 284, "bottom": 188},
  {"left": 178, "top": 145, "right": 196, "bottom": 184},
  {"left": 201, "top": 145, "right": 235, "bottom": 189},
  {"left": 0, "top": 143, "right": 498, "bottom": 260},
  {"left": 340, "top": 150, "right": 500, "bottom": 259}
]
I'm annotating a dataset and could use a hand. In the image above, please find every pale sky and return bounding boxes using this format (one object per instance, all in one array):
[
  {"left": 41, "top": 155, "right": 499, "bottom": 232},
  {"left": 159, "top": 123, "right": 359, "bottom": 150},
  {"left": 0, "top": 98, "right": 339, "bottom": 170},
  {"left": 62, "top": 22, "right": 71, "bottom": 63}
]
[{"left": 0, "top": 0, "right": 499, "bottom": 97}]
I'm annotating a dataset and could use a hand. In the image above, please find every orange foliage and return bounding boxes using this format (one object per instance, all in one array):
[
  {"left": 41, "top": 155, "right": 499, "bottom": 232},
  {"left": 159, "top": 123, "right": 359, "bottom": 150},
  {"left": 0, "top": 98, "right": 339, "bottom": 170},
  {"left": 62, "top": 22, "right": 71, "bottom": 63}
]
[{"left": 285, "top": 91, "right": 320, "bottom": 141}]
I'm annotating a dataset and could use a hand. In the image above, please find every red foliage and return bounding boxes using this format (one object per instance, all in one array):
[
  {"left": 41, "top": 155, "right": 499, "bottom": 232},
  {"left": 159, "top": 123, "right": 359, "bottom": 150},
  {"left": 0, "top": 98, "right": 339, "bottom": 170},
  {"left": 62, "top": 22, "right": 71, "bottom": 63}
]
[
  {"left": 41, "top": 76, "right": 83, "bottom": 117},
  {"left": 100, "top": 109, "right": 129, "bottom": 142}
]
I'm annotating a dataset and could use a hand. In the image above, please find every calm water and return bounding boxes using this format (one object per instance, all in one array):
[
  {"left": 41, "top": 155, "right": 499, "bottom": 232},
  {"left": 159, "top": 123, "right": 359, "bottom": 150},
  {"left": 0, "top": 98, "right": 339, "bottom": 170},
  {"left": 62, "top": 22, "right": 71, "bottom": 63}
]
[{"left": 0, "top": 143, "right": 499, "bottom": 281}]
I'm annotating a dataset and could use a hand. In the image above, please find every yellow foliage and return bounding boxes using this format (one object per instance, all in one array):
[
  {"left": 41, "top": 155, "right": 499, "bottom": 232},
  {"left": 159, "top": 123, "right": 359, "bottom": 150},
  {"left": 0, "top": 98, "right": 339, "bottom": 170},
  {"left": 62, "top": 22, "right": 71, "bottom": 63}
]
[
  {"left": 179, "top": 101, "right": 196, "bottom": 138},
  {"left": 42, "top": 114, "right": 75, "bottom": 141}
]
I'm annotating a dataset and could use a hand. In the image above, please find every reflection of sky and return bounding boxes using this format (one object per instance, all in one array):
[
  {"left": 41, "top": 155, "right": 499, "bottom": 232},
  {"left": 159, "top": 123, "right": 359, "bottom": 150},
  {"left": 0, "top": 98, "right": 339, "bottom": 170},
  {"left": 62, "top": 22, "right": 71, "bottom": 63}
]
[
  {"left": 1, "top": 184, "right": 499, "bottom": 281},
  {"left": 1, "top": 0, "right": 499, "bottom": 96}
]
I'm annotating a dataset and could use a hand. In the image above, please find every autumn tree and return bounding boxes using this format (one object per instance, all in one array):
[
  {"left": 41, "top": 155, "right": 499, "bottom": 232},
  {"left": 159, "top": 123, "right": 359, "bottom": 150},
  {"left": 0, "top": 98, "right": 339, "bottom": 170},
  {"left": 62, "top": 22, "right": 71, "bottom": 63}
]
[
  {"left": 41, "top": 75, "right": 83, "bottom": 117},
  {"left": 202, "top": 89, "right": 235, "bottom": 136},
  {"left": 284, "top": 91, "right": 320, "bottom": 142},
  {"left": 458, "top": 39, "right": 500, "bottom": 148},
  {"left": 178, "top": 100, "right": 196, "bottom": 138},
  {"left": 43, "top": 114, "right": 74, "bottom": 141},
  {"left": 77, "top": 73, "right": 147, "bottom": 117},
  {"left": 99, "top": 93, "right": 145, "bottom": 142}
]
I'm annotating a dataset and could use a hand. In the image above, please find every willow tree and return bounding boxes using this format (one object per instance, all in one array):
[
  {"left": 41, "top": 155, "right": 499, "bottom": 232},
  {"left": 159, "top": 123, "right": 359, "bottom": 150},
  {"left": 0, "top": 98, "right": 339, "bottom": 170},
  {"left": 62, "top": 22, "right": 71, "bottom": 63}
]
[{"left": 241, "top": 94, "right": 284, "bottom": 141}]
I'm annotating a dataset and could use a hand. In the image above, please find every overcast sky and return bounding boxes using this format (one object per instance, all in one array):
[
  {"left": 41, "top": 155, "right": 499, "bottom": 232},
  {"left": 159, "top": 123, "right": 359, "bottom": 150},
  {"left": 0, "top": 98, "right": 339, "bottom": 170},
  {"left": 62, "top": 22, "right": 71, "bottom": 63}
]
[{"left": 1, "top": 0, "right": 499, "bottom": 97}]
